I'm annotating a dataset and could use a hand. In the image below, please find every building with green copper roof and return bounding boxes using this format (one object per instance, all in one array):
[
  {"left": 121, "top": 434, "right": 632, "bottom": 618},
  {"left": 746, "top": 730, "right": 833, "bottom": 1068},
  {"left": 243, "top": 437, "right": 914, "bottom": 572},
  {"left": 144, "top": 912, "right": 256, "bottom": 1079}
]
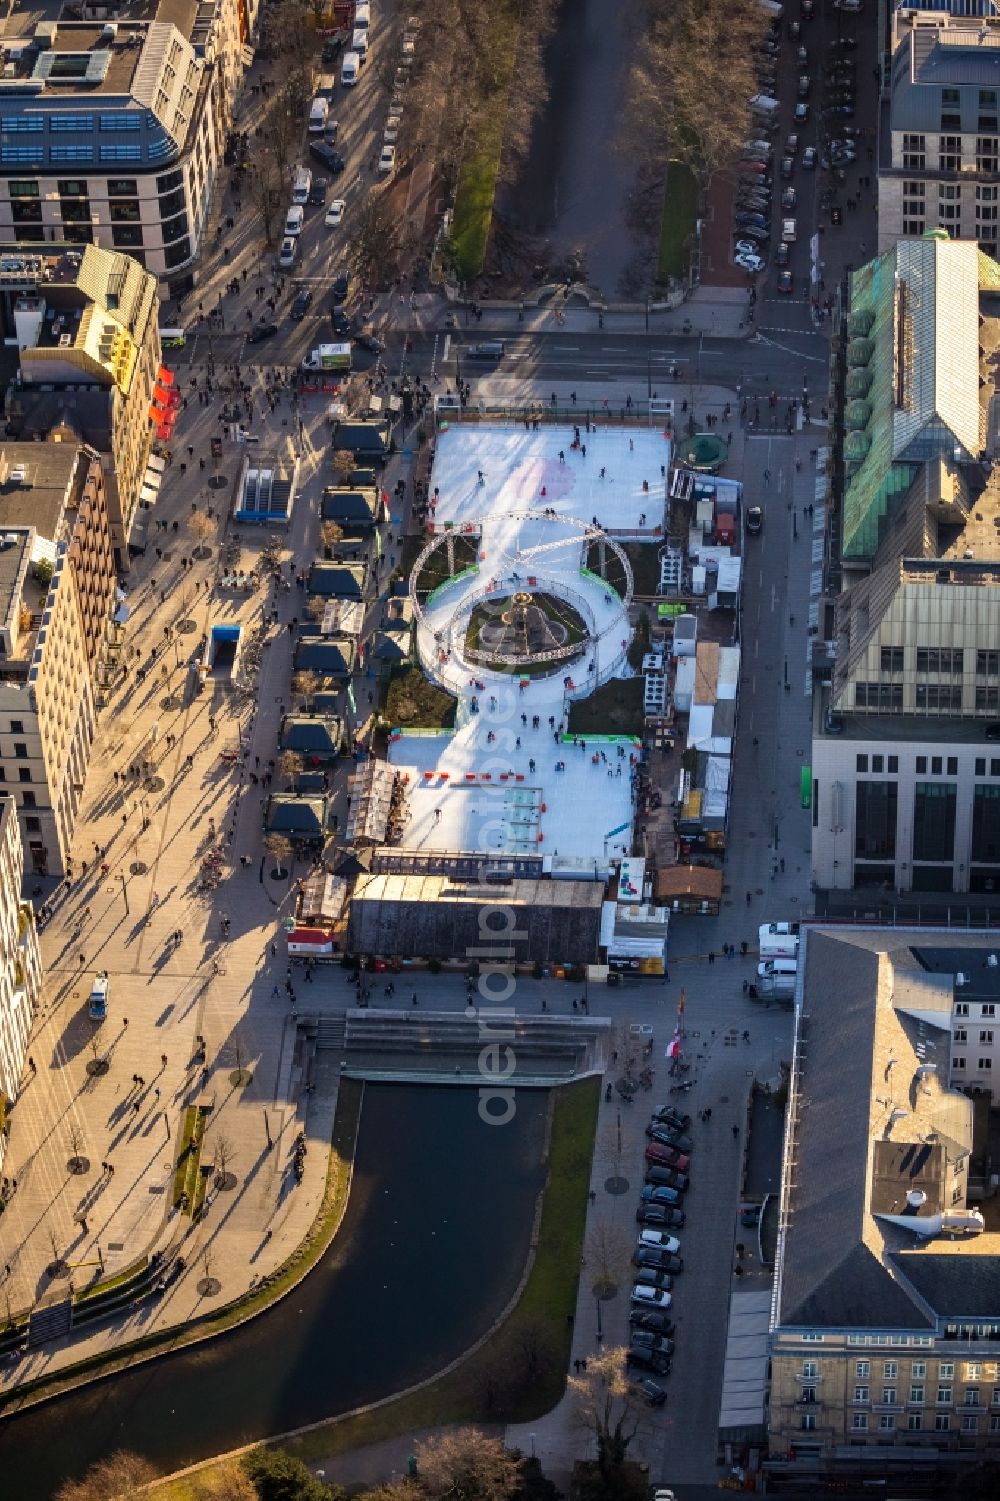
[{"left": 841, "top": 232, "right": 996, "bottom": 561}]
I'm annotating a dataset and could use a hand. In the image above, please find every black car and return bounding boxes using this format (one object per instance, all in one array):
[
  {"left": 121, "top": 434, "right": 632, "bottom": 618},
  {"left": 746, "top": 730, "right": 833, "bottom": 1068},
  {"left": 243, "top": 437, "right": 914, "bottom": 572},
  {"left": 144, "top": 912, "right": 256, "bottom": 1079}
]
[
  {"left": 308, "top": 177, "right": 329, "bottom": 206},
  {"left": 309, "top": 141, "right": 346, "bottom": 174},
  {"left": 330, "top": 272, "right": 350, "bottom": 305},
  {"left": 626, "top": 1346, "right": 671, "bottom": 1376},
  {"left": 247, "top": 321, "right": 278, "bottom": 343},
  {"left": 353, "top": 330, "right": 384, "bottom": 354},
  {"left": 633, "top": 1247, "right": 683, "bottom": 1274},
  {"left": 633, "top": 1267, "right": 673, "bottom": 1290},
  {"left": 630, "top": 1330, "right": 675, "bottom": 1357},
  {"left": 321, "top": 35, "right": 344, "bottom": 63},
  {"left": 629, "top": 1378, "right": 668, "bottom": 1407},
  {"left": 629, "top": 1309, "right": 675, "bottom": 1336},
  {"left": 645, "top": 1165, "right": 689, "bottom": 1191},
  {"left": 330, "top": 308, "right": 351, "bottom": 336},
  {"left": 646, "top": 1125, "right": 694, "bottom": 1153},
  {"left": 290, "top": 288, "right": 313, "bottom": 320},
  {"left": 653, "top": 1106, "right": 691, "bottom": 1130}
]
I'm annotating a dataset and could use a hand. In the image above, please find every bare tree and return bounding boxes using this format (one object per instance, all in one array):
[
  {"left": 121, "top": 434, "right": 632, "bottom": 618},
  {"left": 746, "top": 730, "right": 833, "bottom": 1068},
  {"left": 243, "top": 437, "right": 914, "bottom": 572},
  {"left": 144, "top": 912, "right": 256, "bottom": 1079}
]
[
  {"left": 292, "top": 669, "right": 321, "bottom": 706},
  {"left": 623, "top": 0, "right": 767, "bottom": 191},
  {"left": 193, "top": 1460, "right": 258, "bottom": 1501},
  {"left": 586, "top": 1217, "right": 630, "bottom": 1298},
  {"left": 188, "top": 512, "right": 215, "bottom": 558},
  {"left": 415, "top": 1427, "right": 523, "bottom": 1501},
  {"left": 278, "top": 749, "right": 305, "bottom": 790},
  {"left": 212, "top": 1132, "right": 236, "bottom": 1188},
  {"left": 244, "top": 144, "right": 287, "bottom": 250},
  {"left": 512, "top": 1312, "right": 556, "bottom": 1386},
  {"left": 56, "top": 1452, "right": 158, "bottom": 1501},
  {"left": 345, "top": 196, "right": 403, "bottom": 290},
  {"left": 264, "top": 833, "right": 294, "bottom": 877},
  {"left": 331, "top": 449, "right": 355, "bottom": 485},
  {"left": 569, "top": 1347, "right": 640, "bottom": 1483}
]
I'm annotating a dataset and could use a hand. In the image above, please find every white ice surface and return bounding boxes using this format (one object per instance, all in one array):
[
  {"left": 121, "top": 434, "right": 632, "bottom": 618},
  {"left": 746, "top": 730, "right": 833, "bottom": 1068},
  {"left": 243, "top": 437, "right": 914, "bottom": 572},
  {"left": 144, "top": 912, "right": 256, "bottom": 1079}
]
[{"left": 387, "top": 425, "right": 672, "bottom": 863}]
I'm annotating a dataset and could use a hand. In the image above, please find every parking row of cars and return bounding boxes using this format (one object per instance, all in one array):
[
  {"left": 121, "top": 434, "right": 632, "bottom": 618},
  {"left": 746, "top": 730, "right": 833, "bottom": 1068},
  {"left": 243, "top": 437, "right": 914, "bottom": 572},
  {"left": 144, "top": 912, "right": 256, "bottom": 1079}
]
[
  {"left": 626, "top": 1105, "right": 695, "bottom": 1407},
  {"left": 732, "top": 23, "right": 863, "bottom": 283}
]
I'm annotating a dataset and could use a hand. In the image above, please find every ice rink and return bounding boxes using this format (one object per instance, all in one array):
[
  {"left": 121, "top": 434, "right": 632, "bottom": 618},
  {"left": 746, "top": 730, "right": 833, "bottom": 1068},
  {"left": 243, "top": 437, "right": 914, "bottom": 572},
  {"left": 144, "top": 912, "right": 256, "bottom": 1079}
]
[{"left": 386, "top": 424, "right": 670, "bottom": 864}]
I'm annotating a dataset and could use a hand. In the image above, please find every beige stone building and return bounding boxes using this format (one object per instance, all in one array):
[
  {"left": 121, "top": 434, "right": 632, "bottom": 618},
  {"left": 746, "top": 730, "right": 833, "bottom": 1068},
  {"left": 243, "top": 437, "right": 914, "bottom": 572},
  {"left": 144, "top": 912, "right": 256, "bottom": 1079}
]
[
  {"left": 0, "top": 794, "right": 41, "bottom": 1162},
  {"left": 879, "top": 11, "right": 1000, "bottom": 256},
  {"left": 767, "top": 927, "right": 1000, "bottom": 1490},
  {"left": 0, "top": 440, "right": 119, "bottom": 874},
  {"left": 2, "top": 242, "right": 162, "bottom": 569}
]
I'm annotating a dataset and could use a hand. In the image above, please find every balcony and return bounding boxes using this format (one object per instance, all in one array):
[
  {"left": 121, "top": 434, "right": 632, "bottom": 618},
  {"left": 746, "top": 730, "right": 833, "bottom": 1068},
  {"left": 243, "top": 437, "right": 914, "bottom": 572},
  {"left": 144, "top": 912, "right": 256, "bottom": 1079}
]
[{"left": 796, "top": 1371, "right": 823, "bottom": 1384}]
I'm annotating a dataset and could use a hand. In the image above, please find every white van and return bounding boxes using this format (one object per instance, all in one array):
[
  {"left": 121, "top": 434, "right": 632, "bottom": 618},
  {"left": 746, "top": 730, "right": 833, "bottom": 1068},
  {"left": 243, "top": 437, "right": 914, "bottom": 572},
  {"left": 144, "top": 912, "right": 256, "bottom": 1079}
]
[
  {"left": 308, "top": 96, "right": 329, "bottom": 134},
  {"left": 284, "top": 204, "right": 304, "bottom": 237},
  {"left": 341, "top": 51, "right": 360, "bottom": 86},
  {"left": 291, "top": 166, "right": 312, "bottom": 205},
  {"left": 757, "top": 957, "right": 799, "bottom": 998},
  {"left": 354, "top": 2, "right": 371, "bottom": 31},
  {"left": 352, "top": 27, "right": 369, "bottom": 58},
  {"left": 758, "top": 922, "right": 800, "bottom": 960}
]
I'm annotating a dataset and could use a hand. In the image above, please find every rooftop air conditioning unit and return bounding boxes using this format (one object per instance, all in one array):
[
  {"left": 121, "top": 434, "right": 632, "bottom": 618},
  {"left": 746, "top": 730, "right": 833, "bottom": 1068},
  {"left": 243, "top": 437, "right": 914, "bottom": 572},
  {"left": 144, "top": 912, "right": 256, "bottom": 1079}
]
[{"left": 101, "top": 22, "right": 118, "bottom": 40}]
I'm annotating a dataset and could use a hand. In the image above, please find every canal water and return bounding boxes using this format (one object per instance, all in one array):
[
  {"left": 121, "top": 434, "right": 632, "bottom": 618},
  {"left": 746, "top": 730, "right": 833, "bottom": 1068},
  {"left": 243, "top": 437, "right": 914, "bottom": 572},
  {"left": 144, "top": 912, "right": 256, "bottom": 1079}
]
[{"left": 0, "top": 1084, "right": 549, "bottom": 1499}]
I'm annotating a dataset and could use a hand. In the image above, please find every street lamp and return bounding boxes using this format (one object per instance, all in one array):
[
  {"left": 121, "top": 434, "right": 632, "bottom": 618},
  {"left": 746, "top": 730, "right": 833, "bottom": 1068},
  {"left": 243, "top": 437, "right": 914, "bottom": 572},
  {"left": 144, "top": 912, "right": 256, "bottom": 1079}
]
[
  {"left": 595, "top": 1298, "right": 603, "bottom": 1342},
  {"left": 264, "top": 1109, "right": 273, "bottom": 1151},
  {"left": 120, "top": 870, "right": 129, "bottom": 916}
]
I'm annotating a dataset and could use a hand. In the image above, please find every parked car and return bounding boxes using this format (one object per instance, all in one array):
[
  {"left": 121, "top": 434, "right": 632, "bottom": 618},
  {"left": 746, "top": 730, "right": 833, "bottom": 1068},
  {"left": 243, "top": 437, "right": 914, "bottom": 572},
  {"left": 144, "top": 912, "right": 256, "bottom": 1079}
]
[
  {"left": 634, "top": 1267, "right": 673, "bottom": 1290},
  {"left": 630, "top": 1309, "right": 675, "bottom": 1335},
  {"left": 247, "top": 321, "right": 278, "bottom": 343},
  {"left": 639, "top": 1185, "right": 681, "bottom": 1208},
  {"left": 290, "top": 288, "right": 313, "bottom": 319},
  {"left": 631, "top": 1331, "right": 675, "bottom": 1356},
  {"left": 630, "top": 1242, "right": 678, "bottom": 1266},
  {"left": 734, "top": 212, "right": 768, "bottom": 229},
  {"left": 309, "top": 141, "right": 346, "bottom": 173},
  {"left": 630, "top": 1378, "right": 668, "bottom": 1407},
  {"left": 645, "top": 1143, "right": 691, "bottom": 1170},
  {"left": 734, "top": 224, "right": 770, "bottom": 245},
  {"left": 645, "top": 1165, "right": 689, "bottom": 1190},
  {"left": 638, "top": 1201, "right": 686, "bottom": 1227},
  {"left": 378, "top": 144, "right": 396, "bottom": 174},
  {"left": 626, "top": 1346, "right": 671, "bottom": 1376},
  {"left": 630, "top": 1285, "right": 672, "bottom": 1310},
  {"left": 647, "top": 1126, "right": 694, "bottom": 1152},
  {"left": 637, "top": 1230, "right": 681, "bottom": 1253},
  {"left": 653, "top": 1106, "right": 691, "bottom": 1130},
  {"left": 735, "top": 251, "right": 766, "bottom": 271},
  {"left": 636, "top": 1203, "right": 673, "bottom": 1226}
]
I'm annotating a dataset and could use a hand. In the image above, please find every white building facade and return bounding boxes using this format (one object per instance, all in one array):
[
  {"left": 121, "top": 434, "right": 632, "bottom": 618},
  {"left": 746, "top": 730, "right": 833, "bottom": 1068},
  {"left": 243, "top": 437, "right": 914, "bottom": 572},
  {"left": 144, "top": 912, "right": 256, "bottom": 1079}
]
[{"left": 0, "top": 795, "right": 41, "bottom": 1154}]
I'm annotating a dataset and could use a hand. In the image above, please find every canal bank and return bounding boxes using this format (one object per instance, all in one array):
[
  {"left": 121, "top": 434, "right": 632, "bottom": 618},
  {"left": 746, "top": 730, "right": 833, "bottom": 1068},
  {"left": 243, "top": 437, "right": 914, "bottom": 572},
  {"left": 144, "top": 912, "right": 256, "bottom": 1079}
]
[{"left": 0, "top": 1083, "right": 552, "bottom": 1501}]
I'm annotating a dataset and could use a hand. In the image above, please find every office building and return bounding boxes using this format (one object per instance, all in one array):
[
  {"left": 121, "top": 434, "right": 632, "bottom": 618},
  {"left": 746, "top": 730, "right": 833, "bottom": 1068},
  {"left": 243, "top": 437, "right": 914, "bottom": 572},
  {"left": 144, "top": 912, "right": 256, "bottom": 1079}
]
[
  {"left": 767, "top": 927, "right": 1000, "bottom": 1488},
  {"left": 879, "top": 10, "right": 1000, "bottom": 256},
  {"left": 0, "top": 795, "right": 41, "bottom": 1158},
  {"left": 0, "top": 0, "right": 258, "bottom": 291},
  {"left": 813, "top": 233, "right": 1000, "bottom": 896},
  {"left": 1, "top": 242, "right": 162, "bottom": 567},
  {"left": 0, "top": 440, "right": 118, "bottom": 875}
]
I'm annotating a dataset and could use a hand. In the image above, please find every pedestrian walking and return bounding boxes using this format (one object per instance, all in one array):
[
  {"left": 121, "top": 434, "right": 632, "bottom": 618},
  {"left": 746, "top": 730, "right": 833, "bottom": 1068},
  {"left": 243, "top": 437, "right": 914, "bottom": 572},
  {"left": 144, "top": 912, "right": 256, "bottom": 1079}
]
[{"left": 732, "top": 1124, "right": 740, "bottom": 1139}]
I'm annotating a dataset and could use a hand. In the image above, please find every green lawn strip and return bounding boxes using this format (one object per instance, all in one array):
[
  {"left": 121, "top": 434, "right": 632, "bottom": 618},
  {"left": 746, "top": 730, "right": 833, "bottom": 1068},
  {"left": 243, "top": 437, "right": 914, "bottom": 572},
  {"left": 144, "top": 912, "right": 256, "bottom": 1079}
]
[
  {"left": 172, "top": 1105, "right": 209, "bottom": 1214},
  {"left": 150, "top": 1079, "right": 599, "bottom": 1497},
  {"left": 74, "top": 1256, "right": 149, "bottom": 1306},
  {"left": 452, "top": 125, "right": 505, "bottom": 283},
  {"left": 656, "top": 160, "right": 698, "bottom": 284},
  {"left": 585, "top": 542, "right": 661, "bottom": 599},
  {"left": 385, "top": 666, "right": 457, "bottom": 729},
  {"left": 567, "top": 678, "right": 645, "bottom": 737},
  {"left": 0, "top": 1081, "right": 363, "bottom": 1422}
]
